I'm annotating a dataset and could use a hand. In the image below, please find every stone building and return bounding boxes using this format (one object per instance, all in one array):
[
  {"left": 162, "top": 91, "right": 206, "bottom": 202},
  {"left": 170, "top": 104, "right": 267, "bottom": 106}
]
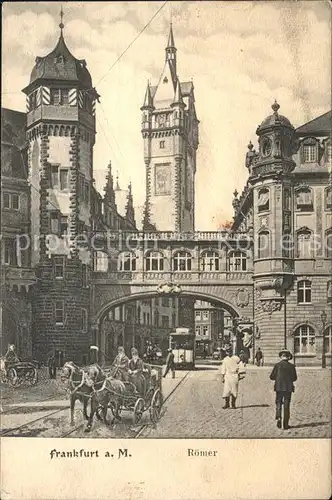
[
  {"left": 232, "top": 104, "right": 331, "bottom": 365},
  {"left": 194, "top": 301, "right": 224, "bottom": 356}
]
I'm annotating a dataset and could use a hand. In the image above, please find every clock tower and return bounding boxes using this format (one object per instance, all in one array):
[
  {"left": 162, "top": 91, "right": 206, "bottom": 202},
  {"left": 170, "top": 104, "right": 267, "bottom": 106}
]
[{"left": 141, "top": 25, "right": 199, "bottom": 232}]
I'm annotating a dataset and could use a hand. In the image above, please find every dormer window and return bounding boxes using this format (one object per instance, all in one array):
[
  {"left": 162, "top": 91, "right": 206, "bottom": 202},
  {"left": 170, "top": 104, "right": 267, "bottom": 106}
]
[
  {"left": 302, "top": 139, "right": 318, "bottom": 163},
  {"left": 50, "top": 88, "right": 69, "bottom": 105}
]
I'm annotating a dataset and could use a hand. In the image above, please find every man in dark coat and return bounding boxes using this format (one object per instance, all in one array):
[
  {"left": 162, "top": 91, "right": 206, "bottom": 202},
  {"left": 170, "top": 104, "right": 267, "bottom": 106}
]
[
  {"left": 47, "top": 354, "right": 57, "bottom": 379},
  {"left": 270, "top": 349, "right": 297, "bottom": 430},
  {"left": 128, "top": 348, "right": 146, "bottom": 395},
  {"left": 255, "top": 347, "right": 264, "bottom": 366},
  {"left": 163, "top": 348, "right": 175, "bottom": 379}
]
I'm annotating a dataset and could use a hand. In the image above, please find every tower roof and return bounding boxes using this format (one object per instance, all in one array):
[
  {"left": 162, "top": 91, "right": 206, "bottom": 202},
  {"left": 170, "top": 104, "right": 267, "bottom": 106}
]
[
  {"left": 23, "top": 13, "right": 93, "bottom": 93},
  {"left": 167, "top": 23, "right": 176, "bottom": 49},
  {"left": 141, "top": 81, "right": 154, "bottom": 110},
  {"left": 171, "top": 78, "right": 185, "bottom": 107},
  {"left": 257, "top": 100, "right": 294, "bottom": 131}
]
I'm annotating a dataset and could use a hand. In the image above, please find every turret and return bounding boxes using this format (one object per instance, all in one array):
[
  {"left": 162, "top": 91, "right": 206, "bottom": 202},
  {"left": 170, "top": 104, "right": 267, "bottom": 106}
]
[
  {"left": 125, "top": 182, "right": 136, "bottom": 227},
  {"left": 165, "top": 24, "right": 177, "bottom": 84}
]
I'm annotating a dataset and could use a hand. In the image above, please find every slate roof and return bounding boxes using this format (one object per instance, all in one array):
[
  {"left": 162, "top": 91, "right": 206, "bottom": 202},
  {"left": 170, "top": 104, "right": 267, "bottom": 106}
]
[
  {"left": 295, "top": 110, "right": 331, "bottom": 136},
  {"left": 25, "top": 33, "right": 92, "bottom": 91}
]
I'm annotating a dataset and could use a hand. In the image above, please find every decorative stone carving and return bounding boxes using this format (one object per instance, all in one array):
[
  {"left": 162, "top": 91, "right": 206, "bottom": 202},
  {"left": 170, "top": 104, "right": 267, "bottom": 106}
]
[
  {"left": 236, "top": 288, "right": 250, "bottom": 308},
  {"left": 156, "top": 282, "right": 182, "bottom": 295},
  {"left": 260, "top": 217, "right": 268, "bottom": 227},
  {"left": 260, "top": 299, "right": 283, "bottom": 315}
]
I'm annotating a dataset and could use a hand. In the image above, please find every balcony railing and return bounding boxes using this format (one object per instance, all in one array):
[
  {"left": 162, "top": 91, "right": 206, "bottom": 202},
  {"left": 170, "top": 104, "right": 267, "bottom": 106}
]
[
  {"left": 92, "top": 270, "right": 253, "bottom": 284},
  {"left": 90, "top": 230, "right": 252, "bottom": 242}
]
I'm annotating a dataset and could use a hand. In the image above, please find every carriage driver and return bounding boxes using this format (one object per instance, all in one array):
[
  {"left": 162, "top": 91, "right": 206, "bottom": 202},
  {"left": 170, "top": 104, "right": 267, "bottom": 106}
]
[
  {"left": 128, "top": 348, "right": 146, "bottom": 395},
  {"left": 111, "top": 346, "right": 130, "bottom": 382},
  {"left": 4, "top": 344, "right": 19, "bottom": 365}
]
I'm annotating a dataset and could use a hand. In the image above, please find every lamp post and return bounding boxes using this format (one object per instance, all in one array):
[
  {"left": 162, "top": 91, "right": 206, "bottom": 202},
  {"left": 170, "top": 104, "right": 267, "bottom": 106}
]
[{"left": 321, "top": 309, "right": 327, "bottom": 369}]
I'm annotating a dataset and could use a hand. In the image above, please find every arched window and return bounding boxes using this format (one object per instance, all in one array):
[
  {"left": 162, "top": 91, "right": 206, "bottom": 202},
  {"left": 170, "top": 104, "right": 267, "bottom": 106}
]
[
  {"left": 173, "top": 251, "right": 192, "bottom": 271},
  {"left": 228, "top": 251, "right": 247, "bottom": 271},
  {"left": 258, "top": 231, "right": 270, "bottom": 259},
  {"left": 296, "top": 187, "right": 313, "bottom": 211},
  {"left": 294, "top": 325, "right": 315, "bottom": 354},
  {"left": 325, "top": 187, "right": 332, "bottom": 210},
  {"left": 200, "top": 251, "right": 219, "bottom": 271},
  {"left": 93, "top": 251, "right": 108, "bottom": 272},
  {"left": 257, "top": 188, "right": 269, "bottom": 212},
  {"left": 325, "top": 229, "right": 332, "bottom": 259},
  {"left": 323, "top": 326, "right": 332, "bottom": 354},
  {"left": 297, "top": 229, "right": 313, "bottom": 258},
  {"left": 118, "top": 252, "right": 136, "bottom": 271},
  {"left": 297, "top": 280, "right": 312, "bottom": 304},
  {"left": 145, "top": 251, "right": 164, "bottom": 271}
]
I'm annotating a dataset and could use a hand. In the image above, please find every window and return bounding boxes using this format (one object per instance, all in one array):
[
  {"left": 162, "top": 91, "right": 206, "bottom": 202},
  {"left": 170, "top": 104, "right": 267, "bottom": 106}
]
[
  {"left": 294, "top": 325, "right": 315, "bottom": 354},
  {"left": 202, "top": 325, "right": 209, "bottom": 336},
  {"left": 60, "top": 169, "right": 69, "bottom": 190},
  {"left": 303, "top": 144, "right": 317, "bottom": 163},
  {"left": 160, "top": 141, "right": 165, "bottom": 149},
  {"left": 3, "top": 192, "right": 20, "bottom": 210},
  {"left": 94, "top": 251, "right": 108, "bottom": 272},
  {"left": 297, "top": 230, "right": 313, "bottom": 258},
  {"left": 200, "top": 251, "right": 219, "bottom": 271},
  {"left": 258, "top": 188, "right": 269, "bottom": 212},
  {"left": 50, "top": 88, "right": 69, "bottom": 105},
  {"left": 202, "top": 311, "right": 209, "bottom": 320},
  {"left": 54, "top": 256, "right": 65, "bottom": 279},
  {"left": 82, "top": 265, "right": 89, "bottom": 287},
  {"left": 55, "top": 301, "right": 65, "bottom": 324},
  {"left": 81, "top": 309, "right": 88, "bottom": 332},
  {"left": 195, "top": 325, "right": 201, "bottom": 336},
  {"left": 118, "top": 252, "right": 136, "bottom": 271},
  {"left": 161, "top": 315, "right": 169, "bottom": 328},
  {"left": 325, "top": 230, "right": 332, "bottom": 259},
  {"left": 173, "top": 251, "right": 192, "bottom": 271},
  {"left": 51, "top": 165, "right": 59, "bottom": 188},
  {"left": 162, "top": 298, "right": 169, "bottom": 307},
  {"left": 326, "top": 188, "right": 332, "bottom": 210},
  {"left": 297, "top": 280, "right": 312, "bottom": 304},
  {"left": 60, "top": 216, "right": 68, "bottom": 236},
  {"left": 296, "top": 188, "right": 313, "bottom": 210},
  {"left": 50, "top": 212, "right": 59, "bottom": 234},
  {"left": 258, "top": 231, "right": 270, "bottom": 259},
  {"left": 4, "top": 239, "right": 17, "bottom": 266},
  {"left": 145, "top": 251, "right": 164, "bottom": 271},
  {"left": 323, "top": 326, "right": 332, "bottom": 354},
  {"left": 228, "top": 251, "right": 247, "bottom": 271},
  {"left": 195, "top": 311, "right": 201, "bottom": 320}
]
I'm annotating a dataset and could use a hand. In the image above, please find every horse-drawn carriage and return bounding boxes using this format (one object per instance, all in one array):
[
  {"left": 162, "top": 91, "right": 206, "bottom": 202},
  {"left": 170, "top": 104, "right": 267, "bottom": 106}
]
[
  {"left": 0, "top": 359, "right": 38, "bottom": 387},
  {"left": 61, "top": 361, "right": 163, "bottom": 431}
]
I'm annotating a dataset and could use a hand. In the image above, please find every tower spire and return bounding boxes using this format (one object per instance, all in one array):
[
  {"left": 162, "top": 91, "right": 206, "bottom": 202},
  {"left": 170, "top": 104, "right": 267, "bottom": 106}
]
[
  {"left": 59, "top": 5, "right": 64, "bottom": 36},
  {"left": 165, "top": 23, "right": 177, "bottom": 85}
]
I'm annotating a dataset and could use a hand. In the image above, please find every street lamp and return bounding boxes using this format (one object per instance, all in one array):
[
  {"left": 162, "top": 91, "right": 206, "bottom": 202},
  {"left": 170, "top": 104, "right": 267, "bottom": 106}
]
[{"left": 321, "top": 309, "right": 327, "bottom": 369}]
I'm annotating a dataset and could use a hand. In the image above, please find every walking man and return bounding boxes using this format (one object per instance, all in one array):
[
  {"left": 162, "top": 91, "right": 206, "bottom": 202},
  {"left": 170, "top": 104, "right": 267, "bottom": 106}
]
[
  {"left": 220, "top": 348, "right": 246, "bottom": 409},
  {"left": 270, "top": 349, "right": 297, "bottom": 430},
  {"left": 163, "top": 348, "right": 175, "bottom": 379},
  {"left": 47, "top": 354, "right": 57, "bottom": 379},
  {"left": 255, "top": 347, "right": 264, "bottom": 366}
]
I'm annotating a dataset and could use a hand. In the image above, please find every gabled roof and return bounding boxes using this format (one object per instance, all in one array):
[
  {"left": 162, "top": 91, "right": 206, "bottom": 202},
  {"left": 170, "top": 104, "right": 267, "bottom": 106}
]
[
  {"left": 1, "top": 108, "right": 26, "bottom": 149},
  {"left": 295, "top": 110, "right": 331, "bottom": 136}
]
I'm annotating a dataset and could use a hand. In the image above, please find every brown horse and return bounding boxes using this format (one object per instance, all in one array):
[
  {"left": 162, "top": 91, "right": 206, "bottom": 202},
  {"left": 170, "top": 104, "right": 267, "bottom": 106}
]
[
  {"left": 92, "top": 376, "right": 129, "bottom": 426},
  {"left": 60, "top": 361, "right": 105, "bottom": 432}
]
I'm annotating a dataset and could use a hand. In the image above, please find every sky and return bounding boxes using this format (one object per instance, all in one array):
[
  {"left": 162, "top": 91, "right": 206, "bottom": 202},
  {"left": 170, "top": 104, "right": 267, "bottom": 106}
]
[{"left": 2, "top": 1, "right": 331, "bottom": 230}]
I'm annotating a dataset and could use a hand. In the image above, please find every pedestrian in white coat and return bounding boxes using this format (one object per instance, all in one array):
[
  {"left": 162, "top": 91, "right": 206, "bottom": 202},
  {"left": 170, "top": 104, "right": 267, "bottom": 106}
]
[{"left": 220, "top": 348, "right": 246, "bottom": 409}]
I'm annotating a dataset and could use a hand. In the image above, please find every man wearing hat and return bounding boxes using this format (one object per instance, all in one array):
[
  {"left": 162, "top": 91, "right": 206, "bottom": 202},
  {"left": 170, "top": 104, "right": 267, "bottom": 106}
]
[
  {"left": 128, "top": 347, "right": 145, "bottom": 395},
  {"left": 270, "top": 349, "right": 297, "bottom": 430},
  {"left": 163, "top": 348, "right": 175, "bottom": 379}
]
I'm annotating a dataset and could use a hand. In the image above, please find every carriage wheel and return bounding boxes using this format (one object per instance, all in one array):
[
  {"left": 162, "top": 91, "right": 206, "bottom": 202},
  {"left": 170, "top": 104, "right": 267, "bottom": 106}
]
[
  {"left": 30, "top": 368, "right": 38, "bottom": 386},
  {"left": 7, "top": 368, "right": 19, "bottom": 388},
  {"left": 133, "top": 398, "right": 144, "bottom": 425},
  {"left": 150, "top": 389, "right": 163, "bottom": 423}
]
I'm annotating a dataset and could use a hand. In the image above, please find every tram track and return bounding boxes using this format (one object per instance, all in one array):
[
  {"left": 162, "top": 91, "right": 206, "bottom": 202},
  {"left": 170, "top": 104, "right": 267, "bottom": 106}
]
[{"left": 0, "top": 405, "right": 70, "bottom": 437}]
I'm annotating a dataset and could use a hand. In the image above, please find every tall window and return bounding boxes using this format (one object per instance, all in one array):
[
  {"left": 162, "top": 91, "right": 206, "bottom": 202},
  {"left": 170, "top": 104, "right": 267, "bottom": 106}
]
[
  {"left": 3, "top": 192, "right": 20, "bottom": 210},
  {"left": 4, "top": 239, "right": 17, "bottom": 266},
  {"left": 94, "top": 251, "right": 108, "bottom": 272},
  {"left": 258, "top": 231, "right": 270, "bottom": 259},
  {"left": 173, "top": 251, "right": 192, "bottom": 271},
  {"left": 50, "top": 165, "right": 69, "bottom": 190},
  {"left": 55, "top": 301, "right": 65, "bottom": 324},
  {"left": 202, "top": 325, "right": 209, "bottom": 336},
  {"left": 60, "top": 169, "right": 69, "bottom": 190},
  {"left": 297, "top": 280, "right": 312, "bottom": 304},
  {"left": 54, "top": 256, "right": 65, "bottom": 279},
  {"left": 81, "top": 309, "right": 88, "bottom": 332},
  {"left": 145, "top": 251, "right": 164, "bottom": 271},
  {"left": 303, "top": 144, "right": 317, "bottom": 163},
  {"left": 60, "top": 216, "right": 68, "bottom": 236},
  {"left": 258, "top": 188, "right": 269, "bottom": 212},
  {"left": 195, "top": 311, "right": 201, "bottom": 320},
  {"left": 228, "top": 251, "right": 247, "bottom": 271},
  {"left": 325, "top": 230, "right": 332, "bottom": 259},
  {"left": 297, "top": 230, "right": 313, "bottom": 258},
  {"left": 202, "top": 311, "right": 209, "bottom": 320},
  {"left": 200, "top": 251, "right": 219, "bottom": 271},
  {"left": 195, "top": 325, "right": 201, "bottom": 336},
  {"left": 294, "top": 325, "right": 315, "bottom": 354},
  {"left": 118, "top": 252, "right": 136, "bottom": 271},
  {"left": 50, "top": 88, "right": 69, "bottom": 105},
  {"left": 323, "top": 326, "right": 332, "bottom": 354},
  {"left": 296, "top": 188, "right": 313, "bottom": 210}
]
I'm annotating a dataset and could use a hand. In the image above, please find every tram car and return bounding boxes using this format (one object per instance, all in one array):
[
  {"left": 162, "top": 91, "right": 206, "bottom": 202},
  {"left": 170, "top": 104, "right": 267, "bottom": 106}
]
[{"left": 169, "top": 328, "right": 196, "bottom": 370}]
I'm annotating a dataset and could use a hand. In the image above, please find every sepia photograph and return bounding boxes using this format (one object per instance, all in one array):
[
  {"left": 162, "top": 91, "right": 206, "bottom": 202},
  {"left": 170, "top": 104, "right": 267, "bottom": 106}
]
[{"left": 1, "top": 1, "right": 331, "bottom": 497}]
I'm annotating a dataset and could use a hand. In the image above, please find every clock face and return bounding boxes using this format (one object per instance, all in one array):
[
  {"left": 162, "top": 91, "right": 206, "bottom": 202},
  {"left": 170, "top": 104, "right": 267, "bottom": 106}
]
[{"left": 262, "top": 138, "right": 272, "bottom": 157}]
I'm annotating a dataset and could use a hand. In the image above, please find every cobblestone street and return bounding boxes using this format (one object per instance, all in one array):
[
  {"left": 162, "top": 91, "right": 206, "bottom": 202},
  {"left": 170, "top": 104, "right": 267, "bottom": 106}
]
[{"left": 1, "top": 365, "right": 330, "bottom": 439}]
